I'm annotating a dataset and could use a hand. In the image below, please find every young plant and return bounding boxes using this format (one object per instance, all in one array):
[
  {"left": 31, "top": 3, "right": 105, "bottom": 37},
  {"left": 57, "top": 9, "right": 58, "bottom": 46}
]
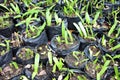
[
  {"left": 18, "top": 47, "right": 34, "bottom": 60},
  {"left": 73, "top": 22, "right": 96, "bottom": 40},
  {"left": 45, "top": 5, "right": 58, "bottom": 26},
  {"left": 0, "top": 40, "right": 10, "bottom": 56},
  {"left": 0, "top": 16, "right": 12, "bottom": 29},
  {"left": 101, "top": 35, "right": 120, "bottom": 51},
  {"left": 52, "top": 57, "right": 64, "bottom": 73},
  {"left": 24, "top": 21, "right": 46, "bottom": 39},
  {"left": 9, "top": 3, "right": 21, "bottom": 15}
]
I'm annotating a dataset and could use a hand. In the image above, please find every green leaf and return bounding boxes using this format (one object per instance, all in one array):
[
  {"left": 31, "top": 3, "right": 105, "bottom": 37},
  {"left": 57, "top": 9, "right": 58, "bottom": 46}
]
[
  {"left": 97, "top": 73, "right": 100, "bottom": 80},
  {"left": 73, "top": 22, "right": 83, "bottom": 37},
  {"left": 114, "top": 66, "right": 120, "bottom": 79},
  {"left": 48, "top": 52, "right": 53, "bottom": 65},
  {"left": 113, "top": 54, "right": 120, "bottom": 59},
  {"left": 110, "top": 44, "right": 120, "bottom": 51},
  {"left": 85, "top": 12, "right": 91, "bottom": 24},
  {"left": 46, "top": 9, "right": 52, "bottom": 26},
  {"left": 99, "top": 60, "right": 110, "bottom": 76},
  {"left": 92, "top": 11, "right": 100, "bottom": 24},
  {"left": 53, "top": 57, "right": 64, "bottom": 70},
  {"left": 32, "top": 53, "right": 40, "bottom": 79},
  {"left": 64, "top": 74, "right": 69, "bottom": 80},
  {"left": 0, "top": 43, "right": 6, "bottom": 47},
  {"left": 108, "top": 19, "right": 117, "bottom": 36},
  {"left": 11, "top": 61, "right": 19, "bottom": 69},
  {"left": 78, "top": 22, "right": 87, "bottom": 37},
  {"left": 62, "top": 21, "right": 66, "bottom": 38}
]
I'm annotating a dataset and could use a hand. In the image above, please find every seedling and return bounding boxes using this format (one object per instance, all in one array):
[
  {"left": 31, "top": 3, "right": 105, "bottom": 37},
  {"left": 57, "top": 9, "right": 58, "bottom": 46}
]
[
  {"left": 101, "top": 35, "right": 120, "bottom": 51},
  {"left": 55, "top": 21, "right": 74, "bottom": 45},
  {"left": 45, "top": 5, "right": 61, "bottom": 26},
  {"left": 10, "top": 3, "right": 21, "bottom": 15},
  {"left": 73, "top": 22, "right": 96, "bottom": 41},
  {"left": 18, "top": 47, "right": 34, "bottom": 60},
  {"left": 24, "top": 21, "right": 46, "bottom": 39},
  {"left": 52, "top": 57, "right": 64, "bottom": 73},
  {"left": 0, "top": 40, "right": 10, "bottom": 56},
  {"left": 0, "top": 16, "right": 12, "bottom": 29}
]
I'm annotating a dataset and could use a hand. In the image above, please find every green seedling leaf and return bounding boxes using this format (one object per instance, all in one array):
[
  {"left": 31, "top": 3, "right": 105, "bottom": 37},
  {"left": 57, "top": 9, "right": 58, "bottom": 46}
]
[
  {"left": 92, "top": 11, "right": 100, "bottom": 24},
  {"left": 110, "top": 44, "right": 120, "bottom": 51},
  {"left": 5, "top": 40, "right": 10, "bottom": 51},
  {"left": 54, "top": 12, "right": 61, "bottom": 24},
  {"left": 0, "top": 43, "right": 6, "bottom": 47},
  {"left": 53, "top": 57, "right": 64, "bottom": 71},
  {"left": 99, "top": 60, "right": 110, "bottom": 76},
  {"left": 0, "top": 4, "right": 9, "bottom": 11},
  {"left": 105, "top": 54, "right": 114, "bottom": 63},
  {"left": 73, "top": 22, "right": 83, "bottom": 37},
  {"left": 11, "top": 61, "right": 19, "bottom": 69},
  {"left": 97, "top": 73, "right": 100, "bottom": 80},
  {"left": 113, "top": 54, "right": 120, "bottom": 59},
  {"left": 46, "top": 9, "right": 52, "bottom": 26},
  {"left": 48, "top": 51, "right": 53, "bottom": 65},
  {"left": 52, "top": 64, "right": 57, "bottom": 73},
  {"left": 85, "top": 12, "right": 91, "bottom": 24},
  {"left": 101, "top": 35, "right": 106, "bottom": 46},
  {"left": 67, "top": 29, "right": 73, "bottom": 42},
  {"left": 108, "top": 19, "right": 117, "bottom": 36},
  {"left": 75, "top": 12, "right": 84, "bottom": 23},
  {"left": 32, "top": 53, "right": 40, "bottom": 80},
  {"left": 10, "top": 3, "right": 20, "bottom": 14},
  {"left": 114, "top": 66, "right": 120, "bottom": 79},
  {"left": 64, "top": 74, "right": 69, "bottom": 80},
  {"left": 62, "top": 21, "right": 66, "bottom": 39},
  {"left": 78, "top": 22, "right": 87, "bottom": 37}
]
